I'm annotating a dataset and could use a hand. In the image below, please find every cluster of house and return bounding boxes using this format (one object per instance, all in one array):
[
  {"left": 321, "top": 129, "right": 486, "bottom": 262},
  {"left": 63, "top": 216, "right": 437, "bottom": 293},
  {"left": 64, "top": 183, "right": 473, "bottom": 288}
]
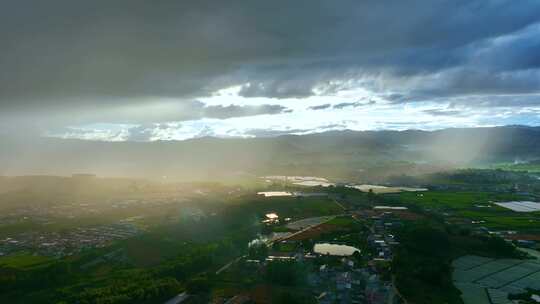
[
  {"left": 307, "top": 213, "right": 406, "bottom": 304},
  {"left": 0, "top": 197, "right": 189, "bottom": 226},
  {"left": 0, "top": 222, "right": 140, "bottom": 257},
  {"left": 312, "top": 258, "right": 393, "bottom": 304},
  {"left": 367, "top": 212, "right": 403, "bottom": 261},
  {"left": 217, "top": 204, "right": 413, "bottom": 304}
]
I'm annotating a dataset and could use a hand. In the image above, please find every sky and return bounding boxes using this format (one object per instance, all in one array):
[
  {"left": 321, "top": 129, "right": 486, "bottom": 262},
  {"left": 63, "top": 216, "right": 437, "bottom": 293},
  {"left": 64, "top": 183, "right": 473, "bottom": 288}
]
[{"left": 2, "top": 0, "right": 540, "bottom": 141}]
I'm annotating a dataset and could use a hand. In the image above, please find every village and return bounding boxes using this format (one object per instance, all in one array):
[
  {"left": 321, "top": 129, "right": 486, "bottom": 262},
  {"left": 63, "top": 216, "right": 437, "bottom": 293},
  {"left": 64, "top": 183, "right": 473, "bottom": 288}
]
[
  {"left": 193, "top": 181, "right": 540, "bottom": 304},
  {"left": 0, "top": 221, "right": 141, "bottom": 257},
  {"left": 205, "top": 198, "right": 418, "bottom": 304}
]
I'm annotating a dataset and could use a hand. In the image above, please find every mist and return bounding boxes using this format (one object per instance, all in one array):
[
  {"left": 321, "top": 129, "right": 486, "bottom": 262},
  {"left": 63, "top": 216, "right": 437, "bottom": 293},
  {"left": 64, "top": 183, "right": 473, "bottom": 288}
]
[{"left": 1, "top": 126, "right": 538, "bottom": 182}]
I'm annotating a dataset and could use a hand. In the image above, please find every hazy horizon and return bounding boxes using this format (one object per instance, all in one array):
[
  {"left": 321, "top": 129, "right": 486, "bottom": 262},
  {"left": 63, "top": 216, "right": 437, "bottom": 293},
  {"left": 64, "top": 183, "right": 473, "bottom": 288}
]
[{"left": 1, "top": 125, "right": 539, "bottom": 179}]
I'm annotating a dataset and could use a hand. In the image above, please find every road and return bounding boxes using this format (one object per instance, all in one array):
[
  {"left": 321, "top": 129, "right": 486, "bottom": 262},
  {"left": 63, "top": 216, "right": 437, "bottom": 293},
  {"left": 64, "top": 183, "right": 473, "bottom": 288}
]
[
  {"left": 215, "top": 255, "right": 245, "bottom": 275},
  {"left": 332, "top": 199, "right": 347, "bottom": 211},
  {"left": 164, "top": 292, "right": 189, "bottom": 304},
  {"left": 391, "top": 276, "right": 408, "bottom": 304}
]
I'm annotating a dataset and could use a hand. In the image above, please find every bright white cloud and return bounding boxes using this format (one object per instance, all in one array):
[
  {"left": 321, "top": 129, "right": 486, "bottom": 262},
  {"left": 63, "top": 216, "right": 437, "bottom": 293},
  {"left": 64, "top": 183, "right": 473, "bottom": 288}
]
[{"left": 49, "top": 86, "right": 540, "bottom": 141}]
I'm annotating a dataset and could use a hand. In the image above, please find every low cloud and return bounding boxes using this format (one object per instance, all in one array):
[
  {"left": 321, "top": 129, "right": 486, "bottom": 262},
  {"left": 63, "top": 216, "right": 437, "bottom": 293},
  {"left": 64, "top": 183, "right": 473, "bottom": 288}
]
[
  {"left": 203, "top": 103, "right": 287, "bottom": 119},
  {"left": 309, "top": 104, "right": 332, "bottom": 110},
  {"left": 333, "top": 100, "right": 375, "bottom": 109},
  {"left": 423, "top": 109, "right": 465, "bottom": 117}
]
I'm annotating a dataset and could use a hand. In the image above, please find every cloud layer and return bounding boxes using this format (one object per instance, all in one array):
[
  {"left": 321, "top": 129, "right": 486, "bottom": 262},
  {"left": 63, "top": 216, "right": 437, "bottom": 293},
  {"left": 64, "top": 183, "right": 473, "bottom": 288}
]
[{"left": 1, "top": 0, "right": 540, "bottom": 140}]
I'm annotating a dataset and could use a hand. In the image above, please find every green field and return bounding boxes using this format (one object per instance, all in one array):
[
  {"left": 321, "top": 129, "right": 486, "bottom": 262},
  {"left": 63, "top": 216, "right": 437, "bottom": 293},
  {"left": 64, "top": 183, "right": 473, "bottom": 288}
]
[
  {"left": 327, "top": 216, "right": 358, "bottom": 227},
  {"left": 394, "top": 191, "right": 525, "bottom": 210},
  {"left": 387, "top": 191, "right": 540, "bottom": 231},
  {"left": 490, "top": 162, "right": 540, "bottom": 173},
  {"left": 0, "top": 254, "right": 53, "bottom": 270},
  {"left": 228, "top": 194, "right": 342, "bottom": 219}
]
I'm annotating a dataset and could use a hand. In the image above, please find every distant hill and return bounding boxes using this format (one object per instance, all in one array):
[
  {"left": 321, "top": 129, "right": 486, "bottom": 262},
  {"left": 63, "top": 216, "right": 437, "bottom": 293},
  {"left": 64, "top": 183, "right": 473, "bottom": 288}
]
[{"left": 2, "top": 126, "right": 540, "bottom": 181}]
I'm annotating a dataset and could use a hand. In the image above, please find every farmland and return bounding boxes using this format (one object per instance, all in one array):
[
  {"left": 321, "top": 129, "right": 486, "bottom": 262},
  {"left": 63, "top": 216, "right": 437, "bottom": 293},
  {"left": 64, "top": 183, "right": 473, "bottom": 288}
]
[
  {"left": 0, "top": 254, "right": 53, "bottom": 270},
  {"left": 453, "top": 255, "right": 540, "bottom": 304},
  {"left": 386, "top": 191, "right": 540, "bottom": 232},
  {"left": 490, "top": 161, "right": 540, "bottom": 173}
]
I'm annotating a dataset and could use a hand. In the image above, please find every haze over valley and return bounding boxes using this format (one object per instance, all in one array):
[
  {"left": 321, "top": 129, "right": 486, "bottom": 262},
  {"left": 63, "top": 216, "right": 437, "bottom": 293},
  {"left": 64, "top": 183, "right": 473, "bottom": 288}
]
[{"left": 3, "top": 126, "right": 540, "bottom": 182}]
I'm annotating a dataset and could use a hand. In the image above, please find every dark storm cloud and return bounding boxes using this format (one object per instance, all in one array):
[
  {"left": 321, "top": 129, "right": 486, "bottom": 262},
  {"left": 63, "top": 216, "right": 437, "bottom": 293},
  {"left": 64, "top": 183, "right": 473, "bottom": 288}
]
[
  {"left": 237, "top": 78, "right": 316, "bottom": 99},
  {"left": 0, "top": 99, "right": 288, "bottom": 138},
  {"left": 1, "top": 0, "right": 540, "bottom": 119},
  {"left": 447, "top": 94, "right": 540, "bottom": 108},
  {"left": 396, "top": 68, "right": 540, "bottom": 105},
  {"left": 77, "top": 100, "right": 288, "bottom": 123}
]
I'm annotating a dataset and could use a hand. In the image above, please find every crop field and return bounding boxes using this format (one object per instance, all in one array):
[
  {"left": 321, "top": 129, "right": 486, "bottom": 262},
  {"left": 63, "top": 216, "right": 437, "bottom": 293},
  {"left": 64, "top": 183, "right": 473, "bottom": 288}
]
[
  {"left": 490, "top": 162, "right": 540, "bottom": 173},
  {"left": 395, "top": 191, "right": 518, "bottom": 210},
  {"left": 326, "top": 216, "right": 358, "bottom": 227},
  {"left": 285, "top": 223, "right": 343, "bottom": 241},
  {"left": 230, "top": 195, "right": 342, "bottom": 219},
  {"left": 453, "top": 255, "right": 540, "bottom": 304},
  {"left": 453, "top": 259, "right": 523, "bottom": 283},
  {"left": 0, "top": 254, "right": 53, "bottom": 270},
  {"left": 392, "top": 191, "right": 540, "bottom": 231},
  {"left": 476, "top": 262, "right": 540, "bottom": 288},
  {"left": 500, "top": 270, "right": 540, "bottom": 294},
  {"left": 452, "top": 255, "right": 493, "bottom": 269},
  {"left": 457, "top": 210, "right": 540, "bottom": 230},
  {"left": 453, "top": 283, "right": 491, "bottom": 304},
  {"left": 487, "top": 289, "right": 512, "bottom": 304},
  {"left": 285, "top": 216, "right": 334, "bottom": 230}
]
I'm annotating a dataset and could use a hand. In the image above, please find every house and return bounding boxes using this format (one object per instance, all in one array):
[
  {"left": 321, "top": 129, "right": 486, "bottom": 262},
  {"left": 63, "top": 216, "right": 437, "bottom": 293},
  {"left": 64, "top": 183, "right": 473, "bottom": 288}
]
[
  {"left": 336, "top": 272, "right": 352, "bottom": 290},
  {"left": 517, "top": 240, "right": 536, "bottom": 248}
]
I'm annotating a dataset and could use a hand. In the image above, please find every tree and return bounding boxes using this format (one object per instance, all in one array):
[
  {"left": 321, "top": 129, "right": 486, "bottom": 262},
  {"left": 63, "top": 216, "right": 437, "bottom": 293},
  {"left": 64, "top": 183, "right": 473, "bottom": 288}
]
[
  {"left": 186, "top": 276, "right": 211, "bottom": 295},
  {"left": 367, "top": 189, "right": 376, "bottom": 203},
  {"left": 265, "top": 261, "right": 306, "bottom": 286},
  {"left": 248, "top": 242, "right": 268, "bottom": 261}
]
